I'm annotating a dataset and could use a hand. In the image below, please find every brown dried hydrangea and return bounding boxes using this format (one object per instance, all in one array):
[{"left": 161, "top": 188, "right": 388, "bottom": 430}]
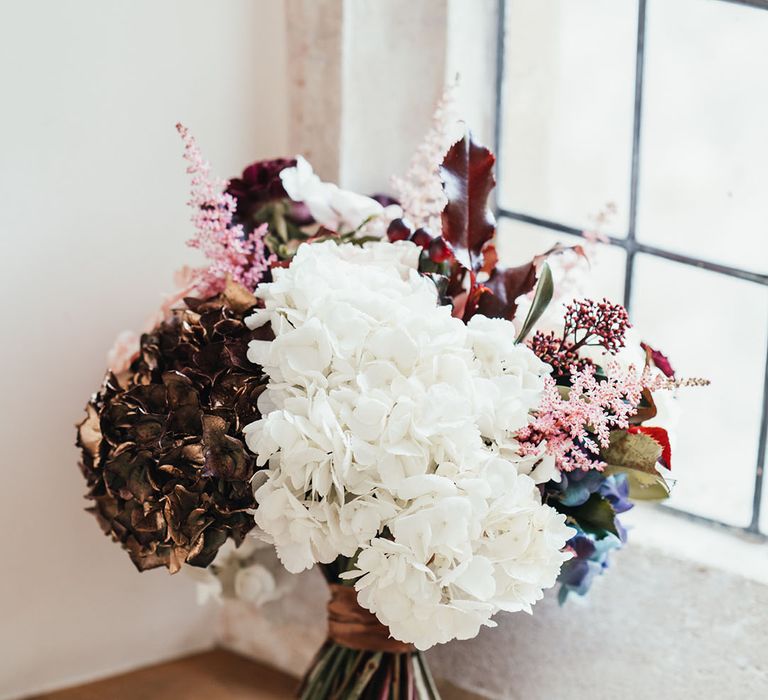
[{"left": 76, "top": 282, "right": 268, "bottom": 573}]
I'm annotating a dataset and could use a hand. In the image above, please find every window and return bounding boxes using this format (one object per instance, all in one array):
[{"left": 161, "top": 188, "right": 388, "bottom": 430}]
[{"left": 494, "top": 0, "right": 768, "bottom": 535}]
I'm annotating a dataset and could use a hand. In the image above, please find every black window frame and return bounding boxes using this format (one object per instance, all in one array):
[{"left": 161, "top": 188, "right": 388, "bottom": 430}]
[{"left": 493, "top": 0, "right": 768, "bottom": 538}]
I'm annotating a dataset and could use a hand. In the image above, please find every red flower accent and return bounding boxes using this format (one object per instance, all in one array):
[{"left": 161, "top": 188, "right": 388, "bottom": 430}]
[{"left": 628, "top": 425, "right": 672, "bottom": 470}]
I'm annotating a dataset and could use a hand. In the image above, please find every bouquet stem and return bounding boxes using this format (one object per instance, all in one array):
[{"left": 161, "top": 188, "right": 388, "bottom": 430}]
[
  {"left": 298, "top": 642, "right": 440, "bottom": 699},
  {"left": 298, "top": 567, "right": 442, "bottom": 699}
]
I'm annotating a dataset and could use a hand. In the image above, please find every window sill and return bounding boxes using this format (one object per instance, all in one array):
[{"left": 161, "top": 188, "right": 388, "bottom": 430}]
[{"left": 622, "top": 503, "right": 768, "bottom": 586}]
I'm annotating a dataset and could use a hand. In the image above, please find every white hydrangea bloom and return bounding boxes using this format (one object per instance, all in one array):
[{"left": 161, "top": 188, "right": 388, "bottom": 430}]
[{"left": 244, "top": 240, "right": 573, "bottom": 649}]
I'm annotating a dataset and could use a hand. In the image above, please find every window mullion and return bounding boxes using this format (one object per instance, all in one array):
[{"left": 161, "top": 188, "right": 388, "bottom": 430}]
[
  {"left": 493, "top": 0, "right": 507, "bottom": 195},
  {"left": 624, "top": 0, "right": 647, "bottom": 313},
  {"left": 748, "top": 333, "right": 768, "bottom": 533}
]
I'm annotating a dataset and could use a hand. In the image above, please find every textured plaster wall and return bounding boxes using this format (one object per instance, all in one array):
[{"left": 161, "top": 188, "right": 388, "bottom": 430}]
[
  {"left": 285, "top": 0, "right": 498, "bottom": 193},
  {"left": 339, "top": 0, "right": 449, "bottom": 193},
  {"left": 285, "top": 0, "right": 449, "bottom": 190},
  {"left": 285, "top": 0, "right": 346, "bottom": 182}
]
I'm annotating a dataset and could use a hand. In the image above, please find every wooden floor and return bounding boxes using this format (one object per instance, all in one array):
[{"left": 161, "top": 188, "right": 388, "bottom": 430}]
[
  {"left": 24, "top": 649, "right": 482, "bottom": 700},
  {"left": 25, "top": 650, "right": 298, "bottom": 700}
]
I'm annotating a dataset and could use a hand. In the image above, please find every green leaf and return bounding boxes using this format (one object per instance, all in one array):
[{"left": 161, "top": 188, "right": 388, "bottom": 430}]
[
  {"left": 561, "top": 493, "right": 618, "bottom": 539},
  {"left": 604, "top": 464, "right": 671, "bottom": 501},
  {"left": 601, "top": 429, "right": 662, "bottom": 474},
  {"left": 515, "top": 262, "right": 554, "bottom": 343}
]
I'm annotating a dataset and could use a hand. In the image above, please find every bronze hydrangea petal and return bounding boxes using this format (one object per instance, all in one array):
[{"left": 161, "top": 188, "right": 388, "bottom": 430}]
[
  {"left": 201, "top": 414, "right": 249, "bottom": 480},
  {"left": 186, "top": 526, "right": 228, "bottom": 569},
  {"left": 76, "top": 283, "right": 265, "bottom": 573}
]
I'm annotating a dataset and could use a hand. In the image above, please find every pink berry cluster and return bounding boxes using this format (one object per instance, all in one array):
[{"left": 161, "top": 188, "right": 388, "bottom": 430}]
[
  {"left": 562, "top": 298, "right": 630, "bottom": 355},
  {"left": 177, "top": 124, "right": 273, "bottom": 297},
  {"left": 528, "top": 298, "right": 630, "bottom": 376},
  {"left": 386, "top": 218, "right": 453, "bottom": 264},
  {"left": 528, "top": 332, "right": 593, "bottom": 379}
]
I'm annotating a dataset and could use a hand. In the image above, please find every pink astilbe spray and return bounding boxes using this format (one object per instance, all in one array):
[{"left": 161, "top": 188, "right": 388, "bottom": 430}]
[
  {"left": 176, "top": 123, "right": 272, "bottom": 296},
  {"left": 391, "top": 82, "right": 462, "bottom": 232},
  {"left": 519, "top": 362, "right": 665, "bottom": 473}
]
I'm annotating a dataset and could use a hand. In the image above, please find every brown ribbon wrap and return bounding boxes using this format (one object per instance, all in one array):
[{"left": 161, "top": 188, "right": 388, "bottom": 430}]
[{"left": 327, "top": 584, "right": 415, "bottom": 654}]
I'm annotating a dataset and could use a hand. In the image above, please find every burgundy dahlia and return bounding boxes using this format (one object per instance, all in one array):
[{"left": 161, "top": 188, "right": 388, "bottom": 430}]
[{"left": 226, "top": 157, "right": 296, "bottom": 226}]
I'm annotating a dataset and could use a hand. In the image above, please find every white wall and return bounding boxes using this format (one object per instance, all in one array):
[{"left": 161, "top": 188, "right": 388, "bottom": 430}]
[{"left": 0, "top": 2, "right": 288, "bottom": 697}]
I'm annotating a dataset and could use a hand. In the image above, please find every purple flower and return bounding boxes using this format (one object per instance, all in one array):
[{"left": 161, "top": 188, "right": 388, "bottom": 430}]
[
  {"left": 558, "top": 535, "right": 600, "bottom": 594},
  {"left": 558, "top": 529, "right": 624, "bottom": 600},
  {"left": 599, "top": 474, "right": 633, "bottom": 515},
  {"left": 555, "top": 467, "right": 605, "bottom": 506},
  {"left": 558, "top": 558, "right": 596, "bottom": 591}
]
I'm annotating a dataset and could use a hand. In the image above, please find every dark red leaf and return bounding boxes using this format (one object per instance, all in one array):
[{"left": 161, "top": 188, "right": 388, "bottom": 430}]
[
  {"left": 631, "top": 387, "right": 658, "bottom": 424},
  {"left": 479, "top": 241, "right": 498, "bottom": 275},
  {"left": 440, "top": 132, "right": 496, "bottom": 271},
  {"left": 473, "top": 261, "right": 538, "bottom": 321},
  {"left": 468, "top": 243, "right": 590, "bottom": 322}
]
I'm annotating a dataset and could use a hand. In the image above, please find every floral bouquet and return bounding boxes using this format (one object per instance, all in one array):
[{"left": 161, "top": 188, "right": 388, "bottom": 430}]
[{"left": 76, "top": 95, "right": 702, "bottom": 699}]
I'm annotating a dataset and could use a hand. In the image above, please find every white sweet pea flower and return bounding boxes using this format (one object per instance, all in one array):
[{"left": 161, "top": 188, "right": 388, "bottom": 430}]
[
  {"left": 234, "top": 563, "right": 278, "bottom": 606},
  {"left": 279, "top": 156, "right": 401, "bottom": 235},
  {"left": 186, "top": 534, "right": 298, "bottom": 608}
]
